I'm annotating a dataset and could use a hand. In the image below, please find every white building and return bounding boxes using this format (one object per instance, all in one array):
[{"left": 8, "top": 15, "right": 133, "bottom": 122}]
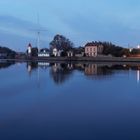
[
  {"left": 27, "top": 43, "right": 32, "bottom": 56},
  {"left": 38, "top": 49, "right": 50, "bottom": 57},
  {"left": 67, "top": 50, "right": 74, "bottom": 57},
  {"left": 52, "top": 48, "right": 63, "bottom": 57},
  {"left": 53, "top": 48, "right": 58, "bottom": 56}
]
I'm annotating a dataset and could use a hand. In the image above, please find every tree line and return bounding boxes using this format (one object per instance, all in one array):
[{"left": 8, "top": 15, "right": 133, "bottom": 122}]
[{"left": 1, "top": 34, "right": 140, "bottom": 58}]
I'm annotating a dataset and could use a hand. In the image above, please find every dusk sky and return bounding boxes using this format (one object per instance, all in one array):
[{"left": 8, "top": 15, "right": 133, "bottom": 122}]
[{"left": 0, "top": 0, "right": 140, "bottom": 51}]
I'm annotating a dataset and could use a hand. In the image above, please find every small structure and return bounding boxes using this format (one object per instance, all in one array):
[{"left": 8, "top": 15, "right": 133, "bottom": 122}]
[
  {"left": 75, "top": 53, "right": 84, "bottom": 57},
  {"left": 58, "top": 50, "right": 63, "bottom": 57},
  {"left": 38, "top": 49, "right": 50, "bottom": 57},
  {"left": 85, "top": 43, "right": 104, "bottom": 57},
  {"left": 52, "top": 47, "right": 64, "bottom": 57},
  {"left": 53, "top": 48, "right": 58, "bottom": 56},
  {"left": 73, "top": 47, "right": 85, "bottom": 57},
  {"left": 67, "top": 50, "right": 74, "bottom": 57},
  {"left": 27, "top": 43, "right": 32, "bottom": 56}
]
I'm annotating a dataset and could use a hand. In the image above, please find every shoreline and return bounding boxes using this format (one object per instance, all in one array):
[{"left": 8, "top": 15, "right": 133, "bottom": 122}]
[{"left": 3, "top": 56, "right": 140, "bottom": 63}]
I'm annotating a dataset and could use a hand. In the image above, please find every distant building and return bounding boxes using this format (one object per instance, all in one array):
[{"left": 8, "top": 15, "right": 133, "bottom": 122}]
[
  {"left": 85, "top": 43, "right": 104, "bottom": 57},
  {"left": 73, "top": 47, "right": 85, "bottom": 57},
  {"left": 52, "top": 48, "right": 58, "bottom": 56},
  {"left": 67, "top": 50, "right": 74, "bottom": 57},
  {"left": 85, "top": 45, "right": 97, "bottom": 57},
  {"left": 75, "top": 53, "right": 84, "bottom": 57},
  {"left": 52, "top": 47, "right": 64, "bottom": 57},
  {"left": 38, "top": 49, "right": 50, "bottom": 57},
  {"left": 27, "top": 43, "right": 32, "bottom": 56}
]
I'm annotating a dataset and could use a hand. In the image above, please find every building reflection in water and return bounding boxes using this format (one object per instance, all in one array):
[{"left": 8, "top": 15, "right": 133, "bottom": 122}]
[
  {"left": 84, "top": 63, "right": 113, "bottom": 77},
  {"left": 38, "top": 62, "right": 50, "bottom": 69},
  {"left": 85, "top": 64, "right": 98, "bottom": 75},
  {"left": 26, "top": 62, "right": 38, "bottom": 76},
  {"left": 26, "top": 62, "right": 140, "bottom": 84},
  {"left": 130, "top": 65, "right": 140, "bottom": 84},
  {"left": 50, "top": 63, "right": 73, "bottom": 85},
  {"left": 137, "top": 70, "right": 140, "bottom": 83},
  {"left": 136, "top": 66, "right": 140, "bottom": 83}
]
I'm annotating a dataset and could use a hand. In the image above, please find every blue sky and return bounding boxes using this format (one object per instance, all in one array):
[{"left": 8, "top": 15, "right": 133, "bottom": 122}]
[{"left": 0, "top": 0, "right": 140, "bottom": 51}]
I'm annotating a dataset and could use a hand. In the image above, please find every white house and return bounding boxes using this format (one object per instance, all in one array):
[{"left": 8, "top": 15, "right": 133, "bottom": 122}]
[
  {"left": 67, "top": 50, "right": 74, "bottom": 57},
  {"left": 53, "top": 48, "right": 58, "bottom": 56},
  {"left": 52, "top": 48, "right": 63, "bottom": 57},
  {"left": 27, "top": 43, "right": 32, "bottom": 56},
  {"left": 38, "top": 49, "right": 50, "bottom": 57}
]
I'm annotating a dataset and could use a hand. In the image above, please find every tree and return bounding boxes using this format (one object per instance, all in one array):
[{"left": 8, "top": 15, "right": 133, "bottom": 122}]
[
  {"left": 0, "top": 46, "right": 16, "bottom": 59},
  {"left": 31, "top": 47, "right": 38, "bottom": 57},
  {"left": 50, "top": 34, "right": 74, "bottom": 53},
  {"left": 131, "top": 49, "right": 140, "bottom": 55}
]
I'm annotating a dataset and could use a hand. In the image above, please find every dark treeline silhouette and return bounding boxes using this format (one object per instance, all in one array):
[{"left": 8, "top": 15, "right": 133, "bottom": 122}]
[
  {"left": 0, "top": 46, "right": 16, "bottom": 59},
  {"left": 50, "top": 34, "right": 74, "bottom": 56},
  {"left": 131, "top": 49, "right": 140, "bottom": 55},
  {"left": 0, "top": 60, "right": 15, "bottom": 69}
]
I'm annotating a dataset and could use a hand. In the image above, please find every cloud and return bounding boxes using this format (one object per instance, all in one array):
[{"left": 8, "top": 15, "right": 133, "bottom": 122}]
[
  {"left": 0, "top": 15, "right": 50, "bottom": 37},
  {"left": 57, "top": 11, "right": 140, "bottom": 47},
  {"left": 0, "top": 0, "right": 140, "bottom": 49},
  {"left": 0, "top": 15, "right": 53, "bottom": 50}
]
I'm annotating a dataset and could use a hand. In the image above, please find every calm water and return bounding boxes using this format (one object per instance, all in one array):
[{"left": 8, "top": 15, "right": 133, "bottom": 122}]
[{"left": 0, "top": 61, "right": 140, "bottom": 140}]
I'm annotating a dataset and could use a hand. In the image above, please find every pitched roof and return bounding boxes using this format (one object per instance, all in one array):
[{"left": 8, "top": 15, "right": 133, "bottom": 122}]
[{"left": 28, "top": 43, "right": 32, "bottom": 47}]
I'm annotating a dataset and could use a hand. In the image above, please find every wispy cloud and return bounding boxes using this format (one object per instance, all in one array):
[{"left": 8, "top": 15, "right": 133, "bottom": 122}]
[
  {"left": 0, "top": 15, "right": 50, "bottom": 38},
  {"left": 0, "top": 15, "right": 53, "bottom": 50}
]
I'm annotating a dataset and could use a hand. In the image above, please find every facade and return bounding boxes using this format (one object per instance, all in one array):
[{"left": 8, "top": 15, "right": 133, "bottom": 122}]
[
  {"left": 53, "top": 48, "right": 58, "bottom": 56},
  {"left": 27, "top": 43, "right": 32, "bottom": 56},
  {"left": 85, "top": 46, "right": 97, "bottom": 57},
  {"left": 67, "top": 50, "right": 74, "bottom": 57},
  {"left": 52, "top": 48, "right": 63, "bottom": 57},
  {"left": 85, "top": 44, "right": 104, "bottom": 57},
  {"left": 38, "top": 49, "right": 50, "bottom": 57},
  {"left": 75, "top": 53, "right": 84, "bottom": 57}
]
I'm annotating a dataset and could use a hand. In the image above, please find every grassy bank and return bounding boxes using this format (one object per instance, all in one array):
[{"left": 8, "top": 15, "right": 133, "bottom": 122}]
[
  {"left": 30, "top": 56, "right": 140, "bottom": 63},
  {"left": 2, "top": 56, "right": 140, "bottom": 63}
]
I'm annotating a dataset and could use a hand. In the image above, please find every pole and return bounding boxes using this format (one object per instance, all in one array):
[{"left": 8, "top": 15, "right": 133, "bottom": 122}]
[{"left": 37, "top": 31, "right": 40, "bottom": 52}]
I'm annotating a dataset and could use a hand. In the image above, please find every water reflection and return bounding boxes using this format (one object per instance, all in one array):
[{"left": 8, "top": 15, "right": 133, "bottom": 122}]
[
  {"left": 26, "top": 62, "right": 38, "bottom": 75},
  {"left": 0, "top": 60, "right": 15, "bottom": 69},
  {"left": 84, "top": 64, "right": 113, "bottom": 77},
  {"left": 24, "top": 62, "right": 140, "bottom": 84},
  {"left": 1, "top": 61, "right": 140, "bottom": 140},
  {"left": 50, "top": 63, "right": 73, "bottom": 84},
  {"left": 1, "top": 61, "right": 140, "bottom": 84}
]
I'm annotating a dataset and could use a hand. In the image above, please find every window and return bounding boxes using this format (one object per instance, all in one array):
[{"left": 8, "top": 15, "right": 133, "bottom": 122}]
[{"left": 90, "top": 48, "right": 92, "bottom": 52}]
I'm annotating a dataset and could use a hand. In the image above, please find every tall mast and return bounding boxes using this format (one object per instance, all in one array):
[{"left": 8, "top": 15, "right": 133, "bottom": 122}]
[
  {"left": 29, "top": 14, "right": 47, "bottom": 52},
  {"left": 37, "top": 31, "right": 40, "bottom": 51},
  {"left": 37, "top": 14, "right": 40, "bottom": 51}
]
